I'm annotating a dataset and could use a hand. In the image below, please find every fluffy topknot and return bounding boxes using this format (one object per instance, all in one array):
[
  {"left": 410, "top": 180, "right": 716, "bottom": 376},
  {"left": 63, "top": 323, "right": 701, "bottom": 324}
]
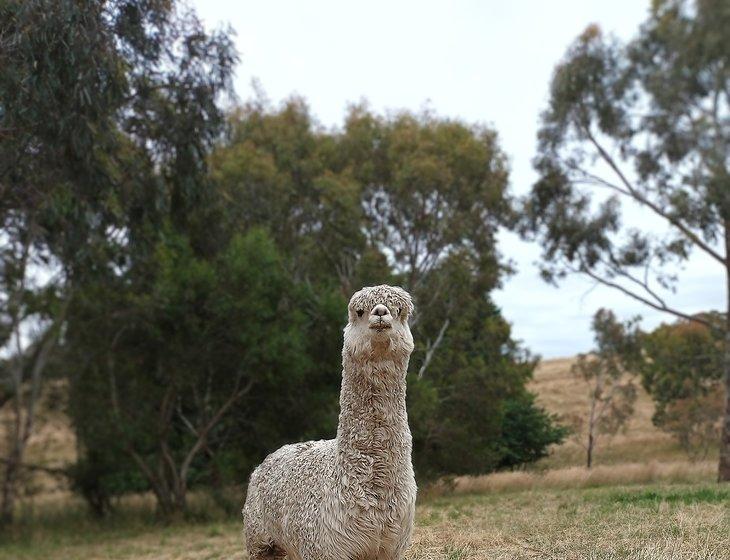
[{"left": 348, "top": 285, "right": 414, "bottom": 319}]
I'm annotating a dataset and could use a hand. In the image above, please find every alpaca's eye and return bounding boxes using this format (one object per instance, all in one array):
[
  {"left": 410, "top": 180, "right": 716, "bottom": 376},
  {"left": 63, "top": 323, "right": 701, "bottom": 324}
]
[
  {"left": 396, "top": 307, "right": 402, "bottom": 316},
  {"left": 356, "top": 309, "right": 364, "bottom": 317}
]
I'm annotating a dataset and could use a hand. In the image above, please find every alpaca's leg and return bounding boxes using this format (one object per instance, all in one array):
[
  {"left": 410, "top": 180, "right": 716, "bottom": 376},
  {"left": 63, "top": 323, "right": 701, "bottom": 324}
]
[
  {"left": 244, "top": 521, "right": 286, "bottom": 560},
  {"left": 377, "top": 502, "right": 416, "bottom": 560},
  {"left": 246, "top": 539, "right": 286, "bottom": 560}
]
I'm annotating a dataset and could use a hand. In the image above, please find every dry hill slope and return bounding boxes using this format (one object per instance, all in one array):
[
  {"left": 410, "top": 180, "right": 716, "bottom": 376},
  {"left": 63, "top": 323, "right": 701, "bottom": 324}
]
[{"left": 529, "top": 357, "right": 686, "bottom": 468}]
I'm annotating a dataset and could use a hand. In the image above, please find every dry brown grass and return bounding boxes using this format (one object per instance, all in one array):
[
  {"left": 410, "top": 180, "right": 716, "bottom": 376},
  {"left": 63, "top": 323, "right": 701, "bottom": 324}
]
[
  {"left": 447, "top": 460, "right": 716, "bottom": 495},
  {"left": 0, "top": 380, "right": 76, "bottom": 496},
  {"left": 529, "top": 357, "right": 692, "bottom": 469}
]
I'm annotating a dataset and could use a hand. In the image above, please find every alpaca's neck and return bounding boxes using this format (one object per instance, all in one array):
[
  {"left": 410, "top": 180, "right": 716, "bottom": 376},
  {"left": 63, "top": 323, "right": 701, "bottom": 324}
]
[{"left": 336, "top": 351, "right": 411, "bottom": 472}]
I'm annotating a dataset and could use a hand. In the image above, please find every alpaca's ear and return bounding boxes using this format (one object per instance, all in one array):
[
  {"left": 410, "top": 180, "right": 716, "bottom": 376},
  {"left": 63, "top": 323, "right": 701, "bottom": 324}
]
[{"left": 392, "top": 286, "right": 414, "bottom": 317}]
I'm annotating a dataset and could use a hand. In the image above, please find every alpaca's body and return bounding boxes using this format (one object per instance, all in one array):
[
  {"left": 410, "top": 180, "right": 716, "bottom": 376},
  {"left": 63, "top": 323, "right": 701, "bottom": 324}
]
[{"left": 243, "top": 285, "right": 416, "bottom": 560}]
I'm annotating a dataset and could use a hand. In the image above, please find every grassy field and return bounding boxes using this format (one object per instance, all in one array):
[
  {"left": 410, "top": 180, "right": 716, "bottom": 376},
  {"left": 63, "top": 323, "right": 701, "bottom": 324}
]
[
  {"left": 3, "top": 481, "right": 729, "bottom": 559},
  {"left": 2, "top": 358, "right": 728, "bottom": 559}
]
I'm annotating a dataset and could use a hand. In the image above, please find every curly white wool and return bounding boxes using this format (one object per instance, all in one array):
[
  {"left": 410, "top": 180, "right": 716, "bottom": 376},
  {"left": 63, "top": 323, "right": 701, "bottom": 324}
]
[{"left": 243, "top": 285, "right": 417, "bottom": 560}]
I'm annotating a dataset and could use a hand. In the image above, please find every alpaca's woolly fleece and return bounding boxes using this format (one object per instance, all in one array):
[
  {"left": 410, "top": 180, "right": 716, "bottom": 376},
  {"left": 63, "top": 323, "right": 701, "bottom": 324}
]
[{"left": 243, "top": 285, "right": 417, "bottom": 560}]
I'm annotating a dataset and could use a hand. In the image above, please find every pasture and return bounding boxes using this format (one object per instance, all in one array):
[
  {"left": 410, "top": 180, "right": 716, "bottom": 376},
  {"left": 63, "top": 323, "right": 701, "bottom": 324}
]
[{"left": 3, "top": 479, "right": 728, "bottom": 559}]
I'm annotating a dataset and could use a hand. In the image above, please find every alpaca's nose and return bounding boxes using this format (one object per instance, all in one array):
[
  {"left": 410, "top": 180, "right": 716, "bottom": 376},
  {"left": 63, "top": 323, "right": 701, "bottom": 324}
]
[{"left": 372, "top": 304, "right": 389, "bottom": 317}]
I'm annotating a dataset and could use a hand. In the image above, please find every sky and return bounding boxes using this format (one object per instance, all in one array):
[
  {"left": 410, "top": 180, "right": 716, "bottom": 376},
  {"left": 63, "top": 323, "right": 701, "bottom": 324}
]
[{"left": 191, "top": 0, "right": 726, "bottom": 358}]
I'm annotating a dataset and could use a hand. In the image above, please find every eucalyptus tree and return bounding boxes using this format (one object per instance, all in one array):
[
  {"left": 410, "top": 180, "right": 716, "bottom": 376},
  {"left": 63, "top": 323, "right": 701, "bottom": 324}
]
[
  {"left": 570, "top": 309, "right": 641, "bottom": 468},
  {"left": 0, "top": 0, "right": 236, "bottom": 519},
  {"left": 521, "top": 0, "right": 730, "bottom": 479}
]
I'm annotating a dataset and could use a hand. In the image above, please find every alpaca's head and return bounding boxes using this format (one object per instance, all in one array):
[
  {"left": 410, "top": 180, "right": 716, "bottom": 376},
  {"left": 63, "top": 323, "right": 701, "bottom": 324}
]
[{"left": 343, "top": 285, "right": 415, "bottom": 362}]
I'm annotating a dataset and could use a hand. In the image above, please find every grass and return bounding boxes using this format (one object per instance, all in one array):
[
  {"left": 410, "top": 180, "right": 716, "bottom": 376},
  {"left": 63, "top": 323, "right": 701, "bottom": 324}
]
[
  {"left": 409, "top": 483, "right": 730, "bottom": 559},
  {"left": 2, "top": 481, "right": 729, "bottom": 559},
  {"left": 444, "top": 460, "right": 716, "bottom": 495},
  {"left": 528, "top": 357, "right": 704, "bottom": 469}
]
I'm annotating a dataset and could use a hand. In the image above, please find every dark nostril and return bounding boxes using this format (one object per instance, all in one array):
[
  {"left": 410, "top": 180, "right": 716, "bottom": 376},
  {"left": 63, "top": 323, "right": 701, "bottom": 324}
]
[{"left": 372, "top": 304, "right": 388, "bottom": 317}]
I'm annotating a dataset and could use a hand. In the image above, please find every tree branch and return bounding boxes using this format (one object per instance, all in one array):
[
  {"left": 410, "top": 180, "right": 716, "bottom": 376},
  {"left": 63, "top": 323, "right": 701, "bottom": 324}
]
[
  {"left": 417, "top": 318, "right": 450, "bottom": 379},
  {"left": 0, "top": 457, "right": 70, "bottom": 478},
  {"left": 179, "top": 377, "right": 254, "bottom": 485},
  {"left": 582, "top": 126, "right": 726, "bottom": 265},
  {"left": 575, "top": 258, "right": 713, "bottom": 329}
]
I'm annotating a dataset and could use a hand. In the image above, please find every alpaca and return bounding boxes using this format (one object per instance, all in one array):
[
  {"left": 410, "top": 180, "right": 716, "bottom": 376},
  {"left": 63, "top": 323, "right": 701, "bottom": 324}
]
[{"left": 243, "top": 285, "right": 417, "bottom": 560}]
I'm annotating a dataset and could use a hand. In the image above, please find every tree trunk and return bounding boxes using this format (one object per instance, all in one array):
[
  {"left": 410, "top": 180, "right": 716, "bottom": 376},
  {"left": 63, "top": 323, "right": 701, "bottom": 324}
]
[
  {"left": 586, "top": 432, "right": 594, "bottom": 469},
  {"left": 0, "top": 450, "right": 20, "bottom": 526},
  {"left": 152, "top": 480, "right": 187, "bottom": 519},
  {"left": 718, "top": 235, "right": 730, "bottom": 481}
]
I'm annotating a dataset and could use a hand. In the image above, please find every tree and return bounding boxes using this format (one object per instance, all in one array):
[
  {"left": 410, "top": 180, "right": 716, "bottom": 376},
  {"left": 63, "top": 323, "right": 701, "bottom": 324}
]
[
  {"left": 0, "top": 239, "right": 65, "bottom": 524},
  {"left": 66, "top": 229, "right": 337, "bottom": 516},
  {"left": 210, "top": 97, "right": 369, "bottom": 294},
  {"left": 342, "top": 105, "right": 510, "bottom": 375},
  {"left": 639, "top": 316, "right": 724, "bottom": 459},
  {"left": 520, "top": 0, "right": 730, "bottom": 479},
  {"left": 211, "top": 101, "right": 566, "bottom": 479},
  {"left": 497, "top": 392, "right": 569, "bottom": 470},
  {"left": 402, "top": 252, "right": 563, "bottom": 478},
  {"left": 569, "top": 309, "right": 641, "bottom": 468},
  {"left": 1, "top": 0, "right": 237, "bottom": 520},
  {"left": 0, "top": 0, "right": 124, "bottom": 524}
]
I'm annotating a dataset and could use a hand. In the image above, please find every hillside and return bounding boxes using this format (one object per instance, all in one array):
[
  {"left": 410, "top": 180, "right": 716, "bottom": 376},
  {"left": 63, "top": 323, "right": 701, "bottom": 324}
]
[
  {"left": 0, "top": 380, "right": 76, "bottom": 497},
  {"left": 529, "top": 357, "right": 687, "bottom": 468}
]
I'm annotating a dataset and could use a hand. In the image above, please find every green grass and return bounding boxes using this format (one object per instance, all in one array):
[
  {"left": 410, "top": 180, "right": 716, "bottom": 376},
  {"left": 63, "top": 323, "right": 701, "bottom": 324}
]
[{"left": 609, "top": 486, "right": 730, "bottom": 506}]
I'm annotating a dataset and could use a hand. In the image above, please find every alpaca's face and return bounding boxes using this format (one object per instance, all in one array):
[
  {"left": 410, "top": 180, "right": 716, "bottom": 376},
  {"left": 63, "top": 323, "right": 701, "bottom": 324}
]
[{"left": 344, "top": 285, "right": 415, "bottom": 361}]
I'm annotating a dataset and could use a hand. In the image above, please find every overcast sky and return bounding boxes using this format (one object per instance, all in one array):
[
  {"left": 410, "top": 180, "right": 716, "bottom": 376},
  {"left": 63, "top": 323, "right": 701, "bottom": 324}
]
[{"left": 191, "top": 0, "right": 726, "bottom": 358}]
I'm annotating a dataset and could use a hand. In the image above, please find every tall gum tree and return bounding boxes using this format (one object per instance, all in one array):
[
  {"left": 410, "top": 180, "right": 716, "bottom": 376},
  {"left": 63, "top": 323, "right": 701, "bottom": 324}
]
[
  {"left": 1, "top": 0, "right": 237, "bottom": 519},
  {"left": 519, "top": 0, "right": 730, "bottom": 479}
]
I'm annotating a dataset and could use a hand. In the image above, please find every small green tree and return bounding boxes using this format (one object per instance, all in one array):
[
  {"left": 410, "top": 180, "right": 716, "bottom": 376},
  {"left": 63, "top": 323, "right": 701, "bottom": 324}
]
[
  {"left": 497, "top": 393, "right": 569, "bottom": 470},
  {"left": 639, "top": 316, "right": 724, "bottom": 459},
  {"left": 570, "top": 309, "right": 641, "bottom": 468}
]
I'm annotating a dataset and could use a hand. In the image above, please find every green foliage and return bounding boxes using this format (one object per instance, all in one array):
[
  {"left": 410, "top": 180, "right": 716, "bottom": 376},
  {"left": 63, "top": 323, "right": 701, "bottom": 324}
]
[
  {"left": 3, "top": 0, "right": 568, "bottom": 517},
  {"left": 210, "top": 98, "right": 368, "bottom": 291},
  {"left": 638, "top": 317, "right": 724, "bottom": 459},
  {"left": 211, "top": 102, "right": 564, "bottom": 480},
  {"left": 67, "top": 228, "right": 343, "bottom": 514},
  {"left": 406, "top": 257, "right": 552, "bottom": 478},
  {"left": 519, "top": 0, "right": 730, "bottom": 477},
  {"left": 70, "top": 448, "right": 148, "bottom": 518},
  {"left": 639, "top": 316, "right": 724, "bottom": 420},
  {"left": 521, "top": 0, "right": 729, "bottom": 301},
  {"left": 1, "top": 0, "right": 239, "bottom": 517},
  {"left": 497, "top": 394, "right": 569, "bottom": 470}
]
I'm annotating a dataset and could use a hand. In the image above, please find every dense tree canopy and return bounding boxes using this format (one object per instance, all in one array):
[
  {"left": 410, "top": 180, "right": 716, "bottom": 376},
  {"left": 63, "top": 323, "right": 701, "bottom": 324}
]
[
  {"left": 0, "top": 0, "right": 238, "bottom": 519},
  {"left": 638, "top": 315, "right": 725, "bottom": 459},
  {"left": 211, "top": 100, "right": 565, "bottom": 480}
]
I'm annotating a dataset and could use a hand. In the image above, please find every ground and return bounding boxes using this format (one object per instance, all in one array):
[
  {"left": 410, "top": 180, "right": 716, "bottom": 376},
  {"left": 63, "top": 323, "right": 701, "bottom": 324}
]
[
  {"left": 3, "top": 482, "right": 729, "bottom": 559},
  {"left": 2, "top": 358, "right": 727, "bottom": 559}
]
